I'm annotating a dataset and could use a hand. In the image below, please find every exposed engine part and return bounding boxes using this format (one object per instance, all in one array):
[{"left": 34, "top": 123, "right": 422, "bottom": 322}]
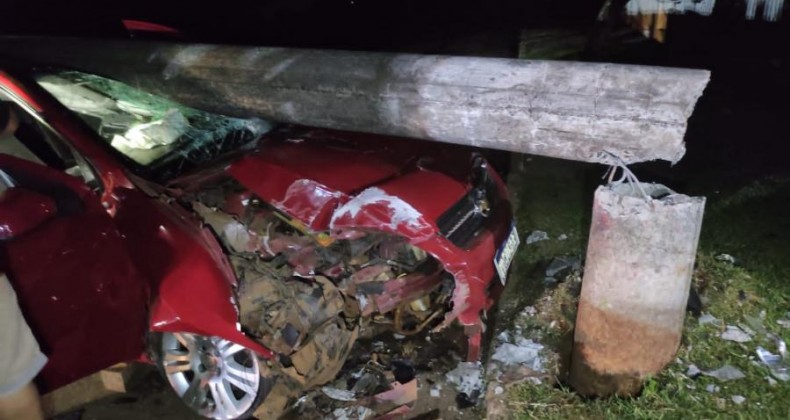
[{"left": 186, "top": 188, "right": 456, "bottom": 391}]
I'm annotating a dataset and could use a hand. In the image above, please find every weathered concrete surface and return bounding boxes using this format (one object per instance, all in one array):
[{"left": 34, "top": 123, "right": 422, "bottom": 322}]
[
  {"left": 570, "top": 183, "right": 705, "bottom": 396},
  {"left": 0, "top": 37, "right": 709, "bottom": 164}
]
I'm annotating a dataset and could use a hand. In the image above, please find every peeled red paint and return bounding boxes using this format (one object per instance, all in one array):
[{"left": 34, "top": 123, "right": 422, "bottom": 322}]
[
  {"left": 330, "top": 187, "right": 433, "bottom": 239},
  {"left": 273, "top": 178, "right": 346, "bottom": 228}
]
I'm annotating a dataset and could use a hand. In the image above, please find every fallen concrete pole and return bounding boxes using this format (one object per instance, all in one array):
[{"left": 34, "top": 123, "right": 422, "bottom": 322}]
[
  {"left": 570, "top": 182, "right": 705, "bottom": 396},
  {"left": 0, "top": 37, "right": 709, "bottom": 164}
]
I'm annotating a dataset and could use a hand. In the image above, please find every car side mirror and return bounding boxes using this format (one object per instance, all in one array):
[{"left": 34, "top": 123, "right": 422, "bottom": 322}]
[{"left": 0, "top": 187, "right": 57, "bottom": 240}]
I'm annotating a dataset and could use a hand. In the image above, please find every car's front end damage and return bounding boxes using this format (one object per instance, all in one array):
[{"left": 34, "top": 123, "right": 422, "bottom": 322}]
[{"left": 162, "top": 126, "right": 514, "bottom": 396}]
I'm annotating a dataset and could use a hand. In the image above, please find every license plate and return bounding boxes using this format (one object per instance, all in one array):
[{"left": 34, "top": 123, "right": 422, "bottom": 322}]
[{"left": 494, "top": 222, "right": 520, "bottom": 285}]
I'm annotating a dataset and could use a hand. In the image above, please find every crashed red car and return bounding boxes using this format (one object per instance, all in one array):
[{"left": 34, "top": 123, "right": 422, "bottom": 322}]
[{"left": 0, "top": 65, "right": 517, "bottom": 419}]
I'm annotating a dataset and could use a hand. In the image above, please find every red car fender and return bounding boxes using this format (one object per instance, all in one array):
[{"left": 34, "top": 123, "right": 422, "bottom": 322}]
[{"left": 111, "top": 187, "right": 275, "bottom": 360}]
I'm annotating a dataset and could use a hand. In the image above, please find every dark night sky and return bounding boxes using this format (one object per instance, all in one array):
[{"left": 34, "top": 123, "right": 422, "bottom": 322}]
[{"left": 2, "top": 0, "right": 600, "bottom": 50}]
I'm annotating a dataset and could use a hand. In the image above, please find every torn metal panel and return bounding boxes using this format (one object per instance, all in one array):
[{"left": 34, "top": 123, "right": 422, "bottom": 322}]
[{"left": 0, "top": 37, "right": 709, "bottom": 165}]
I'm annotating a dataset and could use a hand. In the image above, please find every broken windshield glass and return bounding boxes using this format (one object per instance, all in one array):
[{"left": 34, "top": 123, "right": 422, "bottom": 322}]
[{"left": 35, "top": 70, "right": 273, "bottom": 175}]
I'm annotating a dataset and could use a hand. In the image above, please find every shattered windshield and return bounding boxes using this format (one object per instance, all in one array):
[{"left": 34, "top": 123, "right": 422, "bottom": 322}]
[{"left": 35, "top": 70, "right": 273, "bottom": 176}]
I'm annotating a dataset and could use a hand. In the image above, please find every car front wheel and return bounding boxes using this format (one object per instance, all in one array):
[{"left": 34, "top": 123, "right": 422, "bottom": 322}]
[{"left": 157, "top": 332, "right": 272, "bottom": 420}]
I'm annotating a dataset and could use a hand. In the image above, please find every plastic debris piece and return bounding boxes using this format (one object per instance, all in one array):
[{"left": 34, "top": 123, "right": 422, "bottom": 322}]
[
  {"left": 430, "top": 385, "right": 441, "bottom": 398},
  {"left": 686, "top": 364, "right": 701, "bottom": 378},
  {"left": 705, "top": 384, "right": 720, "bottom": 393},
  {"left": 698, "top": 313, "right": 720, "bottom": 326},
  {"left": 494, "top": 386, "right": 504, "bottom": 395},
  {"left": 492, "top": 338, "right": 544, "bottom": 371},
  {"left": 715, "top": 253, "right": 736, "bottom": 264},
  {"left": 732, "top": 395, "right": 746, "bottom": 405},
  {"left": 720, "top": 325, "right": 752, "bottom": 343},
  {"left": 525, "top": 230, "right": 549, "bottom": 245},
  {"left": 445, "top": 362, "right": 483, "bottom": 396},
  {"left": 756, "top": 340, "right": 789, "bottom": 381},
  {"left": 372, "top": 379, "right": 418, "bottom": 407},
  {"left": 322, "top": 386, "right": 357, "bottom": 402},
  {"left": 557, "top": 234, "right": 568, "bottom": 241},
  {"left": 702, "top": 365, "right": 746, "bottom": 381}
]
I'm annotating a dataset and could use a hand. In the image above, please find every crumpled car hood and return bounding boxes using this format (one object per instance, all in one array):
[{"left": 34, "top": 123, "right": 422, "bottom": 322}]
[
  {"left": 230, "top": 128, "right": 417, "bottom": 195},
  {"left": 221, "top": 127, "right": 472, "bottom": 230}
]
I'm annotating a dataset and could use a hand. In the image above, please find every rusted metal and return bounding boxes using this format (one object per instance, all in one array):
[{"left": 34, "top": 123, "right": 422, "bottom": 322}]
[
  {"left": 0, "top": 37, "right": 710, "bottom": 165},
  {"left": 570, "top": 183, "right": 705, "bottom": 396}
]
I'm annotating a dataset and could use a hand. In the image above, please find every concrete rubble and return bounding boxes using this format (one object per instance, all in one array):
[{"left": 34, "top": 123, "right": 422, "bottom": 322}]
[
  {"left": 525, "top": 230, "right": 549, "bottom": 245},
  {"left": 702, "top": 365, "right": 746, "bottom": 381},
  {"left": 720, "top": 325, "right": 752, "bottom": 343}
]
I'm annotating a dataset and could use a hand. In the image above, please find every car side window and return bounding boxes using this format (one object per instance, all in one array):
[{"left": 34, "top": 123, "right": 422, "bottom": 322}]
[{"left": 0, "top": 95, "right": 99, "bottom": 191}]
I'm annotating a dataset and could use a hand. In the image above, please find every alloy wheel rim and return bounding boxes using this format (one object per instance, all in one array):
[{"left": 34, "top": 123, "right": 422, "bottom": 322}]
[{"left": 161, "top": 332, "right": 260, "bottom": 419}]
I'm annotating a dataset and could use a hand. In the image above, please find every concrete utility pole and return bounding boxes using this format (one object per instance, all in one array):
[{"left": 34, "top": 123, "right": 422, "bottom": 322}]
[{"left": 0, "top": 37, "right": 709, "bottom": 165}]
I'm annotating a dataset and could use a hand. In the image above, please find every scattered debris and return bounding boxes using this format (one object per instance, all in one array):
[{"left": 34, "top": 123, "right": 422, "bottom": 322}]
[
  {"left": 715, "top": 253, "right": 736, "bottom": 264},
  {"left": 525, "top": 230, "right": 549, "bottom": 245},
  {"left": 455, "top": 389, "right": 481, "bottom": 409},
  {"left": 756, "top": 339, "right": 789, "bottom": 381},
  {"left": 686, "top": 364, "right": 701, "bottom": 378},
  {"left": 371, "top": 379, "right": 418, "bottom": 408},
  {"left": 766, "top": 376, "right": 778, "bottom": 386},
  {"left": 331, "top": 406, "right": 375, "bottom": 420},
  {"left": 526, "top": 377, "right": 542, "bottom": 385},
  {"left": 720, "top": 325, "right": 752, "bottom": 343},
  {"left": 390, "top": 360, "right": 416, "bottom": 384},
  {"left": 557, "top": 234, "right": 568, "bottom": 241},
  {"left": 743, "top": 314, "right": 767, "bottom": 336},
  {"left": 445, "top": 362, "right": 483, "bottom": 396},
  {"left": 494, "top": 386, "right": 504, "bottom": 395},
  {"left": 544, "top": 256, "right": 581, "bottom": 282},
  {"left": 777, "top": 319, "right": 790, "bottom": 328},
  {"left": 491, "top": 338, "right": 544, "bottom": 370},
  {"left": 429, "top": 385, "right": 441, "bottom": 398},
  {"left": 731, "top": 395, "right": 746, "bottom": 405},
  {"left": 322, "top": 386, "right": 357, "bottom": 402},
  {"left": 705, "top": 384, "right": 720, "bottom": 393},
  {"left": 702, "top": 365, "right": 746, "bottom": 381},
  {"left": 698, "top": 313, "right": 720, "bottom": 326}
]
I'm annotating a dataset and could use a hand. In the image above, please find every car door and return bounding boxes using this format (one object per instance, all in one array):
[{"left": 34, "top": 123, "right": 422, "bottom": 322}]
[{"left": 0, "top": 103, "right": 148, "bottom": 392}]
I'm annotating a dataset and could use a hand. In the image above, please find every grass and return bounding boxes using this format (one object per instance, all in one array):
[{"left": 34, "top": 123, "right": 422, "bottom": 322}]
[{"left": 499, "top": 155, "right": 790, "bottom": 419}]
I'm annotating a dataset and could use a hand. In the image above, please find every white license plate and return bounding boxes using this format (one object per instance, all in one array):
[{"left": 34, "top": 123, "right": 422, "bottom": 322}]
[{"left": 494, "top": 222, "right": 520, "bottom": 285}]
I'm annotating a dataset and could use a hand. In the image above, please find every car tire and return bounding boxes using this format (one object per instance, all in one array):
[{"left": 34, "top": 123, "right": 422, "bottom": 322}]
[{"left": 151, "top": 331, "right": 274, "bottom": 420}]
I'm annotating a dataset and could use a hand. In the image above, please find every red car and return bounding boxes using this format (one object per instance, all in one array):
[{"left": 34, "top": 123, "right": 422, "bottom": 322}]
[{"left": 0, "top": 64, "right": 518, "bottom": 419}]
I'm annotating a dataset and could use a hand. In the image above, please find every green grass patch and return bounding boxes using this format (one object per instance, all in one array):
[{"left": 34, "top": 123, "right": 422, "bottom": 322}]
[{"left": 502, "top": 158, "right": 790, "bottom": 419}]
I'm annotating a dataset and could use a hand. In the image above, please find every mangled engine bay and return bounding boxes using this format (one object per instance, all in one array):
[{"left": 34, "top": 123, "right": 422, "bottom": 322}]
[{"left": 185, "top": 180, "right": 457, "bottom": 390}]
